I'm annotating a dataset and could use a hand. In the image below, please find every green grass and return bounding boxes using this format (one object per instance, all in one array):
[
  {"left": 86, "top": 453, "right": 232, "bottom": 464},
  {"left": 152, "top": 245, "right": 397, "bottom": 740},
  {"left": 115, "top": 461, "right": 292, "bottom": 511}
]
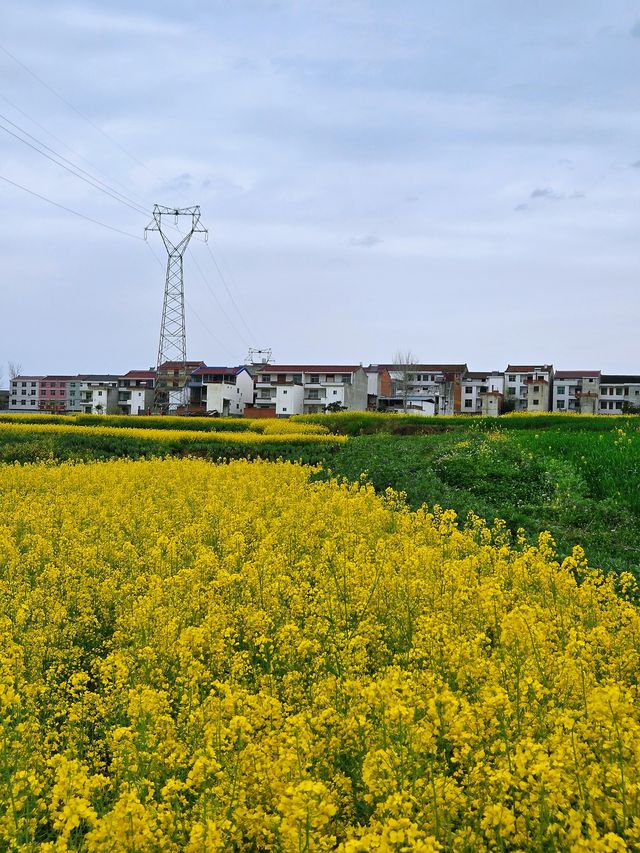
[
  {"left": 293, "top": 411, "right": 640, "bottom": 435},
  {"left": 312, "top": 427, "right": 640, "bottom": 578}
]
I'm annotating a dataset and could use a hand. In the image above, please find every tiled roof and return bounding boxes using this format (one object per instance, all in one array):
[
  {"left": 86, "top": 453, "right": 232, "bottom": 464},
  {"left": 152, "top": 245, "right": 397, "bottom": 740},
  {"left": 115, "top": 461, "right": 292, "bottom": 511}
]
[
  {"left": 255, "top": 365, "right": 364, "bottom": 373},
  {"left": 377, "top": 364, "right": 467, "bottom": 373},
  {"left": 600, "top": 374, "right": 640, "bottom": 384},
  {"left": 41, "top": 375, "right": 76, "bottom": 380},
  {"left": 121, "top": 370, "right": 156, "bottom": 379},
  {"left": 505, "top": 365, "right": 553, "bottom": 373},
  {"left": 192, "top": 366, "right": 244, "bottom": 376},
  {"left": 555, "top": 370, "right": 600, "bottom": 379},
  {"left": 158, "top": 360, "right": 206, "bottom": 370}
]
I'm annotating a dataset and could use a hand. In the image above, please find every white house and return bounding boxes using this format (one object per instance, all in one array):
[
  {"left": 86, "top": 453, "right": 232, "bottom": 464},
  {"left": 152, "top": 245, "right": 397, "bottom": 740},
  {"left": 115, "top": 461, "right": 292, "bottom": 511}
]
[
  {"left": 504, "top": 365, "right": 554, "bottom": 411},
  {"left": 252, "top": 365, "right": 369, "bottom": 416},
  {"left": 118, "top": 370, "right": 156, "bottom": 415},
  {"left": 190, "top": 366, "right": 254, "bottom": 416}
]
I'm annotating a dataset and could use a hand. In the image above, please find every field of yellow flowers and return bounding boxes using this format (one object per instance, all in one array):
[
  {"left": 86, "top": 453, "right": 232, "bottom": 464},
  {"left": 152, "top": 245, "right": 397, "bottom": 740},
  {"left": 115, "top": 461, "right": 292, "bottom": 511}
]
[{"left": 1, "top": 457, "right": 640, "bottom": 851}]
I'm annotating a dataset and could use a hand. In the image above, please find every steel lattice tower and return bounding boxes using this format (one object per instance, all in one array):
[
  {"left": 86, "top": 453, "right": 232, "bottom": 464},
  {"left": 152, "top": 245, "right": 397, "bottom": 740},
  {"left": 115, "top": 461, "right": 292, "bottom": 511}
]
[{"left": 145, "top": 205, "right": 207, "bottom": 412}]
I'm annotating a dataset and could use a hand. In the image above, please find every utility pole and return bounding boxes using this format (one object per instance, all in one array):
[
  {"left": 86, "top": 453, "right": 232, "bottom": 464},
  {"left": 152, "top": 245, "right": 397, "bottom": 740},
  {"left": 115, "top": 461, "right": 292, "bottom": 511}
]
[{"left": 145, "top": 205, "right": 207, "bottom": 413}]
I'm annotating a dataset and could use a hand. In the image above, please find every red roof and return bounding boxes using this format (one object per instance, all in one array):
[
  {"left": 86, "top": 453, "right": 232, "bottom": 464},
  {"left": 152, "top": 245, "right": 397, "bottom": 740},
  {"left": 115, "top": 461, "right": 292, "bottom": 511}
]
[
  {"left": 256, "top": 365, "right": 364, "bottom": 373},
  {"left": 376, "top": 363, "right": 467, "bottom": 373},
  {"left": 121, "top": 370, "right": 156, "bottom": 379},
  {"left": 158, "top": 360, "right": 205, "bottom": 370},
  {"left": 555, "top": 370, "right": 600, "bottom": 379},
  {"left": 41, "top": 375, "right": 76, "bottom": 380}
]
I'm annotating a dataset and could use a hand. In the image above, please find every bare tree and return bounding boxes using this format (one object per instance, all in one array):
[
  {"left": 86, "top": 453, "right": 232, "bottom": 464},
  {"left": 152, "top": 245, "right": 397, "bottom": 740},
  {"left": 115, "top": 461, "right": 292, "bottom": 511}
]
[
  {"left": 7, "top": 361, "right": 22, "bottom": 380},
  {"left": 392, "top": 350, "right": 420, "bottom": 413}
]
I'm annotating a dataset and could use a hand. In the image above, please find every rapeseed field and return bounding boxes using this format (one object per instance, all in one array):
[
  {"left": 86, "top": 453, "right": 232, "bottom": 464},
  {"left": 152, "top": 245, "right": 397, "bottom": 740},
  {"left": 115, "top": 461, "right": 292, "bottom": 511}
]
[{"left": 1, "top": 458, "right": 639, "bottom": 850}]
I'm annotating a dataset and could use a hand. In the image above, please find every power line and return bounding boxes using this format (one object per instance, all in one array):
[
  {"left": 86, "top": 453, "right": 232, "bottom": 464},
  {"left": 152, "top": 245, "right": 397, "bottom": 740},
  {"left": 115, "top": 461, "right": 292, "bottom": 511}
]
[
  {"left": 0, "top": 42, "right": 169, "bottom": 190},
  {"left": 0, "top": 113, "right": 149, "bottom": 215},
  {"left": 0, "top": 90, "right": 154, "bottom": 211},
  {"left": 204, "top": 240, "right": 255, "bottom": 341},
  {"left": 0, "top": 173, "right": 143, "bottom": 239},
  {"left": 146, "top": 243, "right": 236, "bottom": 361},
  {"left": 188, "top": 248, "right": 251, "bottom": 349}
]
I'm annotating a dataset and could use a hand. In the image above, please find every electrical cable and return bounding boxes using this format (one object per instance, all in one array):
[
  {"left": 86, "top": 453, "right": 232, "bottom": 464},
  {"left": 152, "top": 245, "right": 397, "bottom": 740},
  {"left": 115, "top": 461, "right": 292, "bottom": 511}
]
[
  {"left": 0, "top": 90, "right": 154, "bottom": 211},
  {"left": 0, "top": 172, "right": 143, "bottom": 239},
  {"left": 204, "top": 240, "right": 255, "bottom": 341},
  {"left": 188, "top": 249, "right": 251, "bottom": 349},
  {"left": 0, "top": 114, "right": 149, "bottom": 215},
  {"left": 146, "top": 242, "right": 237, "bottom": 361},
  {"left": 0, "top": 42, "right": 171, "bottom": 191}
]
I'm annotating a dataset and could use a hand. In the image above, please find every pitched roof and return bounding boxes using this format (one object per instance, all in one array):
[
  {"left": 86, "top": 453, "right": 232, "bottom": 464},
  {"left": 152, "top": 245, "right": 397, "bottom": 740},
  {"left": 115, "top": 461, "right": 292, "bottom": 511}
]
[
  {"left": 192, "top": 366, "right": 245, "bottom": 376},
  {"left": 158, "top": 360, "right": 206, "bottom": 370},
  {"left": 505, "top": 364, "right": 553, "bottom": 373},
  {"left": 600, "top": 374, "right": 640, "bottom": 384},
  {"left": 255, "top": 365, "right": 364, "bottom": 373},
  {"left": 555, "top": 370, "right": 600, "bottom": 379},
  {"left": 121, "top": 370, "right": 156, "bottom": 379}
]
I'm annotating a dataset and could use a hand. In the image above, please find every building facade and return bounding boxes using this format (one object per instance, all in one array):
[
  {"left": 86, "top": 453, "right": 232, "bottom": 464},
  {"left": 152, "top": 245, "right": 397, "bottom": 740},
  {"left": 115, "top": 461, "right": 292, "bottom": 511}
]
[
  {"left": 252, "top": 365, "right": 368, "bottom": 416},
  {"left": 189, "top": 366, "right": 254, "bottom": 416},
  {"left": 504, "top": 365, "right": 554, "bottom": 411},
  {"left": 117, "top": 370, "right": 156, "bottom": 415}
]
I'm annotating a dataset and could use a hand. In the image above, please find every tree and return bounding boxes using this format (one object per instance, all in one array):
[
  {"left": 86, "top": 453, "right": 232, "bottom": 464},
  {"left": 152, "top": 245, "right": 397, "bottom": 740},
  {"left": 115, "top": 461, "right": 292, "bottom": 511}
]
[
  {"left": 7, "top": 361, "right": 22, "bottom": 380},
  {"left": 392, "top": 350, "right": 420, "bottom": 413},
  {"left": 324, "top": 401, "right": 347, "bottom": 413}
]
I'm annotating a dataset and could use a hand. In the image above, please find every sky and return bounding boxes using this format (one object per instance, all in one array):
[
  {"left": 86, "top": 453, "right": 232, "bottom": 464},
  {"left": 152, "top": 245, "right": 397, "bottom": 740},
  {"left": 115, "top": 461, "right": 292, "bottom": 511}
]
[{"left": 1, "top": 0, "right": 640, "bottom": 377}]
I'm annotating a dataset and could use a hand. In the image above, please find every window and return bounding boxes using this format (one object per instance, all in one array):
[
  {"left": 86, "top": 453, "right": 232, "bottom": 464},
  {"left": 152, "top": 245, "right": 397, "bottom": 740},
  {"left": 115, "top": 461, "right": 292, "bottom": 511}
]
[
  {"left": 98, "top": 391, "right": 103, "bottom": 397},
  {"left": 292, "top": 374, "right": 302, "bottom": 383},
  {"left": 341, "top": 374, "right": 350, "bottom": 383},
  {"left": 616, "top": 401, "right": 622, "bottom": 410},
  {"left": 533, "top": 399, "right": 539, "bottom": 405},
  {"left": 480, "top": 386, "right": 488, "bottom": 393},
  {"left": 309, "top": 374, "right": 319, "bottom": 384},
  {"left": 556, "top": 386, "right": 565, "bottom": 395},
  {"left": 30, "top": 400, "right": 35, "bottom": 406},
  {"left": 464, "top": 400, "right": 473, "bottom": 408},
  {"left": 282, "top": 407, "right": 287, "bottom": 412},
  {"left": 333, "top": 390, "right": 338, "bottom": 395},
  {"left": 277, "top": 374, "right": 286, "bottom": 383},
  {"left": 508, "top": 375, "right": 515, "bottom": 381},
  {"left": 508, "top": 385, "right": 516, "bottom": 394},
  {"left": 261, "top": 374, "right": 271, "bottom": 382},
  {"left": 465, "top": 386, "right": 473, "bottom": 393},
  {"left": 326, "top": 374, "right": 335, "bottom": 382},
  {"left": 282, "top": 389, "right": 287, "bottom": 395},
  {"left": 20, "top": 400, "right": 26, "bottom": 406},
  {"left": 29, "top": 390, "right": 35, "bottom": 396},
  {"left": 21, "top": 389, "right": 26, "bottom": 396},
  {"left": 533, "top": 385, "right": 539, "bottom": 392},
  {"left": 31, "top": 382, "right": 36, "bottom": 387},
  {"left": 557, "top": 400, "right": 565, "bottom": 410},
  {"left": 21, "top": 382, "right": 26, "bottom": 387}
]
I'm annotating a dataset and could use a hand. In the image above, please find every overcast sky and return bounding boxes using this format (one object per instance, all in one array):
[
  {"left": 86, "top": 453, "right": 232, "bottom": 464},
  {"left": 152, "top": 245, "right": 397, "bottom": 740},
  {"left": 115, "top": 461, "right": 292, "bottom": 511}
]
[{"left": 1, "top": 1, "right": 640, "bottom": 377}]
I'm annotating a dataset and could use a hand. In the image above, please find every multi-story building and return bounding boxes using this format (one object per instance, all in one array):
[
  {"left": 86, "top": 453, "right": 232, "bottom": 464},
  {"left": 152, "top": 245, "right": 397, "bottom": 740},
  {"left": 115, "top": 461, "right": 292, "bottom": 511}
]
[
  {"left": 39, "top": 376, "right": 78, "bottom": 413},
  {"left": 374, "top": 364, "right": 468, "bottom": 415},
  {"left": 77, "top": 375, "right": 120, "bottom": 414},
  {"left": 504, "top": 365, "right": 554, "bottom": 411},
  {"left": 189, "top": 366, "right": 254, "bottom": 416},
  {"left": 251, "top": 365, "right": 368, "bottom": 416},
  {"left": 9, "top": 376, "right": 43, "bottom": 410},
  {"left": 461, "top": 371, "right": 504, "bottom": 414},
  {"left": 117, "top": 370, "right": 156, "bottom": 415},
  {"left": 156, "top": 360, "right": 205, "bottom": 411},
  {"left": 553, "top": 371, "right": 600, "bottom": 414},
  {"left": 599, "top": 375, "right": 640, "bottom": 414}
]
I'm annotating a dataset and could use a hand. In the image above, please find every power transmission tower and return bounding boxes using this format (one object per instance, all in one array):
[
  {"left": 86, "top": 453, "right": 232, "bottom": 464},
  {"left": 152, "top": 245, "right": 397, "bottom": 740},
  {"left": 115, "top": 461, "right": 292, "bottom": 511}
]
[{"left": 145, "top": 205, "right": 207, "bottom": 412}]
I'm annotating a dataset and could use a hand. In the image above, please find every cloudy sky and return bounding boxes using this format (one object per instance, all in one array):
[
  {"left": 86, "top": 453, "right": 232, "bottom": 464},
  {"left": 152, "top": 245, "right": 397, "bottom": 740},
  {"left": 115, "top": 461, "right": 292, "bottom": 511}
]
[{"left": 1, "top": 1, "right": 640, "bottom": 376}]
